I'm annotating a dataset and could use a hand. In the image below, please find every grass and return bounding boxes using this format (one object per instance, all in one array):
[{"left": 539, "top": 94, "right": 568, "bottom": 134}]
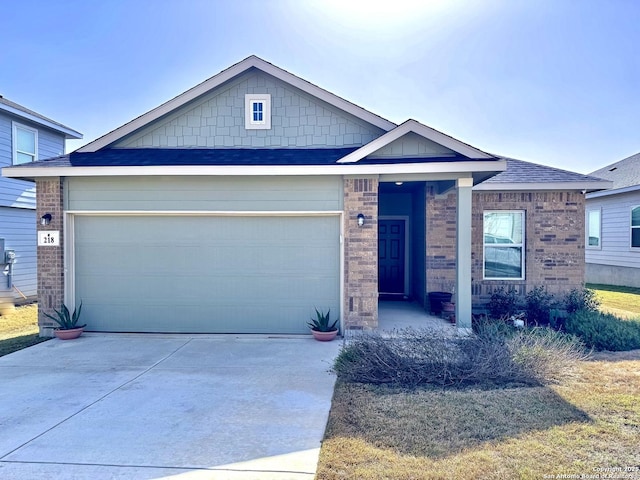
[
  {"left": 317, "top": 285, "right": 640, "bottom": 479},
  {"left": 0, "top": 304, "right": 48, "bottom": 357},
  {"left": 587, "top": 283, "right": 640, "bottom": 319}
]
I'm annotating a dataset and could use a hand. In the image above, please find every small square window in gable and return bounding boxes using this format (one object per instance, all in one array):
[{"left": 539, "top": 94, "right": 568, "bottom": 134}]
[{"left": 245, "top": 94, "right": 271, "bottom": 130}]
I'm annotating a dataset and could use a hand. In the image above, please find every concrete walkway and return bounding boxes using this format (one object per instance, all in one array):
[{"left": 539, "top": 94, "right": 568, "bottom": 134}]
[{"left": 0, "top": 334, "right": 341, "bottom": 479}]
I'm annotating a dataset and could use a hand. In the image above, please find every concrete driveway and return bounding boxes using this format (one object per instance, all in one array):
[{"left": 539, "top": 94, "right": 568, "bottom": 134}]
[{"left": 0, "top": 334, "right": 341, "bottom": 479}]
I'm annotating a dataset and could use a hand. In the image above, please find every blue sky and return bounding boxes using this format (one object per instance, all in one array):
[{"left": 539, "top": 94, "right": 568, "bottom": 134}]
[{"left": 2, "top": 0, "right": 638, "bottom": 173}]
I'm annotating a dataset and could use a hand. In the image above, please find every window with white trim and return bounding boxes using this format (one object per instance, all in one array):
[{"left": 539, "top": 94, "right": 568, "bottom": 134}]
[
  {"left": 631, "top": 206, "right": 640, "bottom": 249},
  {"left": 483, "top": 210, "right": 525, "bottom": 279},
  {"left": 245, "top": 94, "right": 271, "bottom": 130},
  {"left": 12, "top": 122, "right": 38, "bottom": 165},
  {"left": 586, "top": 208, "right": 601, "bottom": 248}
]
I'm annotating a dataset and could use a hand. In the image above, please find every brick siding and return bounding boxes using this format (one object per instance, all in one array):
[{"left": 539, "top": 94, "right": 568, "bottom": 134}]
[
  {"left": 36, "top": 177, "right": 64, "bottom": 336},
  {"left": 343, "top": 177, "right": 379, "bottom": 329}
]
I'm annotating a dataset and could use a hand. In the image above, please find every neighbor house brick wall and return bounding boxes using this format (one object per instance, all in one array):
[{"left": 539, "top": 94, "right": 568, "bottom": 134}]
[
  {"left": 425, "top": 189, "right": 586, "bottom": 308},
  {"left": 343, "top": 177, "right": 378, "bottom": 329},
  {"left": 36, "top": 177, "right": 64, "bottom": 336}
]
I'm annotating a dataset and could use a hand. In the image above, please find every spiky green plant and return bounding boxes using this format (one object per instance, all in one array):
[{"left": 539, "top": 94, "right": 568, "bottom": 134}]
[
  {"left": 308, "top": 307, "right": 339, "bottom": 332},
  {"left": 43, "top": 302, "right": 85, "bottom": 330}
]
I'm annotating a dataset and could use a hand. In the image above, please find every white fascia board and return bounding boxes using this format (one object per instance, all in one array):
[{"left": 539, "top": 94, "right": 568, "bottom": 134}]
[
  {"left": 0, "top": 103, "right": 82, "bottom": 139},
  {"left": 1, "top": 159, "right": 507, "bottom": 179},
  {"left": 474, "top": 181, "right": 613, "bottom": 191},
  {"left": 77, "top": 56, "right": 396, "bottom": 153},
  {"left": 337, "top": 119, "right": 495, "bottom": 164},
  {"left": 586, "top": 183, "right": 639, "bottom": 199}
]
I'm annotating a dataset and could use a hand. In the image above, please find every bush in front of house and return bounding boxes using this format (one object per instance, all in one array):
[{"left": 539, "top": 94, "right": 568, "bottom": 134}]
[
  {"left": 565, "top": 310, "right": 640, "bottom": 351},
  {"left": 564, "top": 287, "right": 600, "bottom": 314},
  {"left": 487, "top": 286, "right": 520, "bottom": 319},
  {"left": 524, "top": 286, "right": 556, "bottom": 326},
  {"left": 333, "top": 326, "right": 586, "bottom": 388}
]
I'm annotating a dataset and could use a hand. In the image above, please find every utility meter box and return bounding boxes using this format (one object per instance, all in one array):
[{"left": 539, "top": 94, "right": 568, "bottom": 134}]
[{"left": 4, "top": 250, "right": 15, "bottom": 264}]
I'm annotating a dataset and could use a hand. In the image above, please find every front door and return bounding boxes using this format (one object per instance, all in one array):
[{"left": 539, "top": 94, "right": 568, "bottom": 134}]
[{"left": 378, "top": 219, "right": 405, "bottom": 294}]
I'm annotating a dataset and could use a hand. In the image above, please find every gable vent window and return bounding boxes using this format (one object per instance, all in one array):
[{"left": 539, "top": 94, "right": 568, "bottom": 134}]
[
  {"left": 12, "top": 122, "right": 38, "bottom": 165},
  {"left": 245, "top": 94, "right": 271, "bottom": 130}
]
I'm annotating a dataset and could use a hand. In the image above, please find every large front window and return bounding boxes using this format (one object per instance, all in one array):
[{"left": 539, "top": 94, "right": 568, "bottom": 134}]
[
  {"left": 12, "top": 122, "right": 38, "bottom": 165},
  {"left": 632, "top": 206, "right": 640, "bottom": 249},
  {"left": 483, "top": 211, "right": 525, "bottom": 279}
]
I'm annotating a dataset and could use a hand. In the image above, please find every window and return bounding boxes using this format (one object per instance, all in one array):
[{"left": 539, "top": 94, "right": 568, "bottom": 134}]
[
  {"left": 632, "top": 206, "right": 640, "bottom": 249},
  {"left": 587, "top": 209, "right": 601, "bottom": 248},
  {"left": 12, "top": 122, "right": 38, "bottom": 164},
  {"left": 245, "top": 94, "right": 271, "bottom": 129},
  {"left": 483, "top": 211, "right": 525, "bottom": 279}
]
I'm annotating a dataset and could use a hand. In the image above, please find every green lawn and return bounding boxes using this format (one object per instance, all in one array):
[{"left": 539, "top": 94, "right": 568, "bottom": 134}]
[
  {"left": 0, "top": 304, "right": 48, "bottom": 357},
  {"left": 317, "top": 284, "right": 640, "bottom": 479}
]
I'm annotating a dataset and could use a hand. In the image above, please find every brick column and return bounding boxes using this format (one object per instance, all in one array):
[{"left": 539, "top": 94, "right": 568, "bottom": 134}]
[
  {"left": 343, "top": 177, "right": 378, "bottom": 330},
  {"left": 36, "top": 177, "right": 64, "bottom": 337}
]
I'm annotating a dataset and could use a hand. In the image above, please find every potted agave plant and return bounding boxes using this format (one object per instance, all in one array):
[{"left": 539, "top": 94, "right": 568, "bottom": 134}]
[
  {"left": 308, "top": 307, "right": 339, "bottom": 342},
  {"left": 44, "top": 302, "right": 86, "bottom": 340}
]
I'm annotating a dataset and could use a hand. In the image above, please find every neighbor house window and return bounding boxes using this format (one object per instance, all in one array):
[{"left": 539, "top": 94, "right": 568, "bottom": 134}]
[
  {"left": 587, "top": 209, "right": 601, "bottom": 248},
  {"left": 245, "top": 94, "right": 271, "bottom": 130},
  {"left": 483, "top": 211, "right": 525, "bottom": 279},
  {"left": 12, "top": 122, "right": 38, "bottom": 165},
  {"left": 632, "top": 206, "right": 640, "bottom": 249}
]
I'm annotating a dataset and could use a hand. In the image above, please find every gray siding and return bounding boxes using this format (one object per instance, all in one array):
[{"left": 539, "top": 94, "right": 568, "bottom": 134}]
[
  {"left": 585, "top": 190, "right": 640, "bottom": 270},
  {"left": 369, "top": 132, "right": 455, "bottom": 158},
  {"left": 0, "top": 111, "right": 65, "bottom": 209},
  {"left": 66, "top": 176, "right": 343, "bottom": 212},
  {"left": 0, "top": 206, "right": 36, "bottom": 299},
  {"left": 114, "top": 71, "right": 385, "bottom": 149}
]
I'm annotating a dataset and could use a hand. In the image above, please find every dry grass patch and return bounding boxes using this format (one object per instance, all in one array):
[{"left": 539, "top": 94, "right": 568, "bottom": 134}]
[
  {"left": 0, "top": 304, "right": 48, "bottom": 357},
  {"left": 317, "top": 353, "right": 640, "bottom": 479},
  {"left": 587, "top": 283, "right": 640, "bottom": 319}
]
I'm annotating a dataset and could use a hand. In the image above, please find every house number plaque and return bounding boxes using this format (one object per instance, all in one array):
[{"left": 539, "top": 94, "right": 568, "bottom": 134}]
[{"left": 38, "top": 231, "right": 60, "bottom": 247}]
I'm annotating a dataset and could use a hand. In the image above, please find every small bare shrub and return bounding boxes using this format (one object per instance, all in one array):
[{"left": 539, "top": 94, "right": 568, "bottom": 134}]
[{"left": 334, "top": 326, "right": 587, "bottom": 388}]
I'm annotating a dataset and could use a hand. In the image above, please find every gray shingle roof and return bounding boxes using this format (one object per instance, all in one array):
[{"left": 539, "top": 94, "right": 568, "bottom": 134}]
[
  {"left": 589, "top": 152, "right": 640, "bottom": 189},
  {"left": 480, "top": 157, "right": 609, "bottom": 185}
]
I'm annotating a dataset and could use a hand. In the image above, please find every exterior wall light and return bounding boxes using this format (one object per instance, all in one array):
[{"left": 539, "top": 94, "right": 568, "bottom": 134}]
[
  {"left": 357, "top": 213, "right": 365, "bottom": 227},
  {"left": 40, "top": 213, "right": 52, "bottom": 226}
]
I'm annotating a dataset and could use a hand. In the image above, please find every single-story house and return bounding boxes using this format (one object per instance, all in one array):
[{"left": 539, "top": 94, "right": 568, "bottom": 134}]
[
  {"left": 585, "top": 152, "right": 640, "bottom": 288},
  {"left": 0, "top": 96, "right": 82, "bottom": 303},
  {"left": 1, "top": 56, "right": 610, "bottom": 336}
]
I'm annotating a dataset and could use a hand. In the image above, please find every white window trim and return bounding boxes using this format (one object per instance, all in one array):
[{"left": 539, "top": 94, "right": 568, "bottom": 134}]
[
  {"left": 586, "top": 207, "right": 602, "bottom": 250},
  {"left": 631, "top": 205, "right": 640, "bottom": 250},
  {"left": 483, "top": 210, "right": 525, "bottom": 281},
  {"left": 12, "top": 121, "right": 38, "bottom": 165},
  {"left": 244, "top": 94, "right": 271, "bottom": 130}
]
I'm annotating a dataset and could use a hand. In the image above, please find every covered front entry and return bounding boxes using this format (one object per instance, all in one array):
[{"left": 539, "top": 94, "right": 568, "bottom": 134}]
[{"left": 71, "top": 214, "right": 340, "bottom": 334}]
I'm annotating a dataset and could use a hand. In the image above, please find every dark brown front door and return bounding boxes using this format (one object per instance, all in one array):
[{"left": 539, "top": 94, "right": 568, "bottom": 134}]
[{"left": 378, "top": 219, "right": 405, "bottom": 294}]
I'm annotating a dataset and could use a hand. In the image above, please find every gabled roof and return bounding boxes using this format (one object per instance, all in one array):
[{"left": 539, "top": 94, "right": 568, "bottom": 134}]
[
  {"left": 589, "top": 151, "right": 640, "bottom": 190},
  {"left": 77, "top": 55, "right": 397, "bottom": 153},
  {"left": 474, "top": 157, "right": 612, "bottom": 191},
  {"left": 0, "top": 96, "right": 82, "bottom": 139},
  {"left": 337, "top": 119, "right": 496, "bottom": 163}
]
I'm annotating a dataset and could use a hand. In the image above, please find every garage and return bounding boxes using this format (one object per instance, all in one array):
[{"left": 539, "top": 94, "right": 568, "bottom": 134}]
[{"left": 73, "top": 214, "right": 341, "bottom": 334}]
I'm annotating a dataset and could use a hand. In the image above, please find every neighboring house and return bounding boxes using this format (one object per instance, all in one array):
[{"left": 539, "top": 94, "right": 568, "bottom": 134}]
[
  {"left": 2, "top": 56, "right": 609, "bottom": 335},
  {"left": 0, "top": 96, "right": 81, "bottom": 302},
  {"left": 585, "top": 152, "right": 640, "bottom": 288}
]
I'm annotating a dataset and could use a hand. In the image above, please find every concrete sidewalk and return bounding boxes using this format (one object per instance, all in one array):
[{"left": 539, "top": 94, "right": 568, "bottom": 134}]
[{"left": 0, "top": 334, "right": 341, "bottom": 479}]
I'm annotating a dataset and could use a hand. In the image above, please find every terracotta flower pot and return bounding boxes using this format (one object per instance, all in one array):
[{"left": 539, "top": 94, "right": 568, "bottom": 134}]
[
  {"left": 311, "top": 329, "right": 338, "bottom": 342},
  {"left": 54, "top": 327, "right": 84, "bottom": 340}
]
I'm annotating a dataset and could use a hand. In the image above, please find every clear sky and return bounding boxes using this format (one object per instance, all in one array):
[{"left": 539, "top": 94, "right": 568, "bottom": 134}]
[{"left": 2, "top": 0, "right": 638, "bottom": 173}]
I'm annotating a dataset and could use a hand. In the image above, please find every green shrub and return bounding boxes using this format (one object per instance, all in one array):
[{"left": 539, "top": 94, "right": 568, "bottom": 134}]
[
  {"left": 525, "top": 286, "right": 556, "bottom": 326},
  {"left": 564, "top": 288, "right": 600, "bottom": 314},
  {"left": 487, "top": 287, "right": 520, "bottom": 319},
  {"left": 565, "top": 310, "right": 640, "bottom": 351}
]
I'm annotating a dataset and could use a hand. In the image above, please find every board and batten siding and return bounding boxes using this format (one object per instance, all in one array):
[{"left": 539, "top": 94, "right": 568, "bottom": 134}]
[
  {"left": 65, "top": 176, "right": 344, "bottom": 212},
  {"left": 113, "top": 70, "right": 385, "bottom": 149},
  {"left": 0, "top": 111, "right": 65, "bottom": 208},
  {"left": 0, "top": 206, "right": 37, "bottom": 298},
  {"left": 586, "top": 190, "right": 640, "bottom": 270}
]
